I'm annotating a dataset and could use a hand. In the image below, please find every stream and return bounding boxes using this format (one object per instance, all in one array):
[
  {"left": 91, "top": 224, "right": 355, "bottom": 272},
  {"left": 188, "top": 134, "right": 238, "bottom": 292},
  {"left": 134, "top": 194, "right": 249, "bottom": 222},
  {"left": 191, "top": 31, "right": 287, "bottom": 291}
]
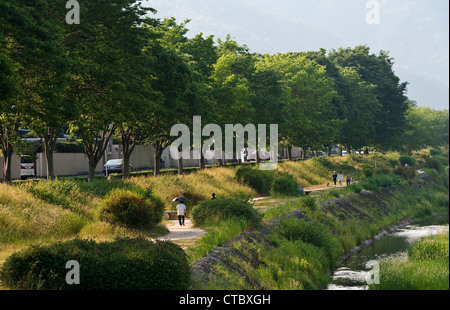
[{"left": 326, "top": 224, "right": 449, "bottom": 290}]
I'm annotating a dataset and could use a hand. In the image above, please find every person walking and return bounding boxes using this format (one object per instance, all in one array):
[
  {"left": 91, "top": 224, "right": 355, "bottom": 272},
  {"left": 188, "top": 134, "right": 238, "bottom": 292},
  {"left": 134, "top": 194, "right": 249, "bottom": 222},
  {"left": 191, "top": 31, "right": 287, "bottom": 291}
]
[
  {"left": 346, "top": 173, "right": 351, "bottom": 186},
  {"left": 332, "top": 171, "right": 338, "bottom": 187},
  {"left": 176, "top": 201, "right": 186, "bottom": 226},
  {"left": 337, "top": 171, "right": 344, "bottom": 187}
]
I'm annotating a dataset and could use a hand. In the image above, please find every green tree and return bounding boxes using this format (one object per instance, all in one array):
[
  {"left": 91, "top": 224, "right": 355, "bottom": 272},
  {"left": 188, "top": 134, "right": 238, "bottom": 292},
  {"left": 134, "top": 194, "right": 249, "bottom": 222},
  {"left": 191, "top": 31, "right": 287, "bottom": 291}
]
[
  {"left": 257, "top": 53, "right": 338, "bottom": 158},
  {"left": 328, "top": 46, "right": 410, "bottom": 151},
  {"left": 0, "top": 0, "right": 67, "bottom": 182},
  {"left": 66, "top": 0, "right": 155, "bottom": 181}
]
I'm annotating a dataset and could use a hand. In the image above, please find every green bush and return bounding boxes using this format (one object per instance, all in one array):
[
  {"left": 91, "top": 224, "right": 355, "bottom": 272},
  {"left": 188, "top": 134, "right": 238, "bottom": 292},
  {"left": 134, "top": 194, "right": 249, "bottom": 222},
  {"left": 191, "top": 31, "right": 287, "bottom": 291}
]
[
  {"left": 99, "top": 189, "right": 164, "bottom": 230},
  {"left": 362, "top": 165, "right": 374, "bottom": 178},
  {"left": 54, "top": 141, "right": 85, "bottom": 153},
  {"left": 347, "top": 183, "right": 363, "bottom": 193},
  {"left": 399, "top": 156, "right": 416, "bottom": 167},
  {"left": 394, "top": 166, "right": 416, "bottom": 179},
  {"left": 235, "top": 166, "right": 274, "bottom": 196},
  {"left": 0, "top": 238, "right": 190, "bottom": 290},
  {"left": 361, "top": 174, "right": 402, "bottom": 192},
  {"left": 191, "top": 197, "right": 262, "bottom": 227},
  {"left": 169, "top": 190, "right": 206, "bottom": 217},
  {"left": 271, "top": 173, "right": 299, "bottom": 197},
  {"left": 274, "top": 217, "right": 336, "bottom": 259},
  {"left": 430, "top": 148, "right": 443, "bottom": 156},
  {"left": 425, "top": 157, "right": 444, "bottom": 172},
  {"left": 300, "top": 196, "right": 317, "bottom": 212}
]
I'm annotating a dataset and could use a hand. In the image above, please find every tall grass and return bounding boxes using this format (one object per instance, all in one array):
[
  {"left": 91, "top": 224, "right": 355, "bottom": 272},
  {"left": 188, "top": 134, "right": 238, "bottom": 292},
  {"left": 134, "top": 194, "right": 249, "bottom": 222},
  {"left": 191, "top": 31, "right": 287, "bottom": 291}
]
[
  {"left": 187, "top": 217, "right": 249, "bottom": 263},
  {"left": 370, "top": 232, "right": 449, "bottom": 290},
  {"left": 0, "top": 184, "right": 86, "bottom": 246}
]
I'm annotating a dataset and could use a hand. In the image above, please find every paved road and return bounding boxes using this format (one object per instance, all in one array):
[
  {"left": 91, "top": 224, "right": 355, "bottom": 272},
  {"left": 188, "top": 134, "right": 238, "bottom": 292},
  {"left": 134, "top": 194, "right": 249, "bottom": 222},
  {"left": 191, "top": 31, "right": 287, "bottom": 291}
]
[{"left": 156, "top": 219, "right": 206, "bottom": 241}]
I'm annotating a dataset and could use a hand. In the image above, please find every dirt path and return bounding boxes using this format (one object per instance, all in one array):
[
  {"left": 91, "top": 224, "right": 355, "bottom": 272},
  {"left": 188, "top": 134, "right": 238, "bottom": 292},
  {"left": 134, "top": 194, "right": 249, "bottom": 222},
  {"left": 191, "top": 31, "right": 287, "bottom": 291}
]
[
  {"left": 156, "top": 219, "right": 206, "bottom": 241},
  {"left": 159, "top": 185, "right": 335, "bottom": 242}
]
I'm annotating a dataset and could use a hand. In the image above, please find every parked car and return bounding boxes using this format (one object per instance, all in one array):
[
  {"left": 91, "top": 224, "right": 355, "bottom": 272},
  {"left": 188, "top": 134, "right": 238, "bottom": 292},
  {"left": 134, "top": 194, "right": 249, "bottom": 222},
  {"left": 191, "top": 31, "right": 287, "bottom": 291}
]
[
  {"left": 20, "top": 155, "right": 35, "bottom": 180},
  {"left": 103, "top": 159, "right": 133, "bottom": 175}
]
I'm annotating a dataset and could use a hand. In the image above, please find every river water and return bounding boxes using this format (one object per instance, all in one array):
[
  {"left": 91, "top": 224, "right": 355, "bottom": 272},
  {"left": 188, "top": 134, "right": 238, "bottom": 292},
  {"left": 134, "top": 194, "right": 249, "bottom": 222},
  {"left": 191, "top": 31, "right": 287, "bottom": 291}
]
[{"left": 326, "top": 224, "right": 449, "bottom": 290}]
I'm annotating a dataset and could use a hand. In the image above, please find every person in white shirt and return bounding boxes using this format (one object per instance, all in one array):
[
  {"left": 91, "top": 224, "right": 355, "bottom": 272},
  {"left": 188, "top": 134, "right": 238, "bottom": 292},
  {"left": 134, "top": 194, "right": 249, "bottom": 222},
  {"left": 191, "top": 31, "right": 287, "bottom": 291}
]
[
  {"left": 337, "top": 171, "right": 344, "bottom": 187},
  {"left": 176, "top": 203, "right": 186, "bottom": 226}
]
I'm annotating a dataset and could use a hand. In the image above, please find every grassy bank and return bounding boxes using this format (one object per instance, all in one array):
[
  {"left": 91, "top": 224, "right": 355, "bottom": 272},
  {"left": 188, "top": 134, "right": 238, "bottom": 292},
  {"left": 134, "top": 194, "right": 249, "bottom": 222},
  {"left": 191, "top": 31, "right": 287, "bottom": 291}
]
[
  {"left": 370, "top": 231, "right": 449, "bottom": 290},
  {"left": 1, "top": 149, "right": 448, "bottom": 290},
  {"left": 191, "top": 177, "right": 449, "bottom": 290}
]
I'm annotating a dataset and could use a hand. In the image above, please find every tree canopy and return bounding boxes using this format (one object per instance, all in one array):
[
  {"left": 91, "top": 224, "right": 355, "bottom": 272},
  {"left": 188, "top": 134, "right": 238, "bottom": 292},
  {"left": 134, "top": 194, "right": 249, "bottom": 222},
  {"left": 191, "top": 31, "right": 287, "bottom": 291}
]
[{"left": 1, "top": 1, "right": 448, "bottom": 182}]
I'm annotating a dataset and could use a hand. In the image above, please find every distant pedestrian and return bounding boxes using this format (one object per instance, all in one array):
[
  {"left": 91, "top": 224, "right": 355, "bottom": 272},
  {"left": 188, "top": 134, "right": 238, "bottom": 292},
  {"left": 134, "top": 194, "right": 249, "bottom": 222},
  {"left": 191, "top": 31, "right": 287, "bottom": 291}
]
[
  {"left": 211, "top": 193, "right": 216, "bottom": 200},
  {"left": 176, "top": 202, "right": 186, "bottom": 226},
  {"left": 337, "top": 171, "right": 344, "bottom": 187},
  {"left": 332, "top": 171, "right": 338, "bottom": 187},
  {"left": 346, "top": 173, "right": 351, "bottom": 186}
]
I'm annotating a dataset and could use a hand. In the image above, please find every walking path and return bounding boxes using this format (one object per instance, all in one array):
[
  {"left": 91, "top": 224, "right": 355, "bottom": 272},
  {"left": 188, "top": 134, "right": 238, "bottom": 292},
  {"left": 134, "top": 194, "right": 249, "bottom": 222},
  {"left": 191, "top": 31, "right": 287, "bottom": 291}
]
[
  {"left": 158, "top": 184, "right": 337, "bottom": 242},
  {"left": 156, "top": 218, "right": 206, "bottom": 241}
]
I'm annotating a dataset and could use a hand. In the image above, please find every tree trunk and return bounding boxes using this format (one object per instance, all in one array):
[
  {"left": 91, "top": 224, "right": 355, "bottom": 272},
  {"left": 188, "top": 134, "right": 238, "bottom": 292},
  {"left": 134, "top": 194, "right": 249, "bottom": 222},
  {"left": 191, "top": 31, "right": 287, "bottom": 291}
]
[
  {"left": 153, "top": 143, "right": 161, "bottom": 176},
  {"left": 287, "top": 146, "right": 293, "bottom": 161},
  {"left": 2, "top": 148, "right": 13, "bottom": 183},
  {"left": 122, "top": 150, "right": 131, "bottom": 179},
  {"left": 177, "top": 145, "right": 184, "bottom": 175},
  {"left": 45, "top": 148, "right": 54, "bottom": 181},
  {"left": 328, "top": 146, "right": 332, "bottom": 157},
  {"left": 199, "top": 151, "right": 205, "bottom": 170},
  {"left": 88, "top": 160, "right": 97, "bottom": 182},
  {"left": 178, "top": 157, "right": 184, "bottom": 175},
  {"left": 43, "top": 129, "right": 59, "bottom": 181}
]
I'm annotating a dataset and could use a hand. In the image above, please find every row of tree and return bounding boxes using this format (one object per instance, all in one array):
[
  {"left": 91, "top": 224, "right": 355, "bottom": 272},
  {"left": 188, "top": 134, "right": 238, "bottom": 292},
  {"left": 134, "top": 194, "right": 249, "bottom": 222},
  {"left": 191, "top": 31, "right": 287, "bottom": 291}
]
[{"left": 1, "top": 0, "right": 448, "bottom": 183}]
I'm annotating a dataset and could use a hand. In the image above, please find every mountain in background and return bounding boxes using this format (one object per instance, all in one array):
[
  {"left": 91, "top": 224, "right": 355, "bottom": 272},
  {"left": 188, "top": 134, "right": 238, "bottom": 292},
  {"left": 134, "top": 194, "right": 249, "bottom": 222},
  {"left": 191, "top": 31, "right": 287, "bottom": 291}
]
[{"left": 145, "top": 0, "right": 449, "bottom": 110}]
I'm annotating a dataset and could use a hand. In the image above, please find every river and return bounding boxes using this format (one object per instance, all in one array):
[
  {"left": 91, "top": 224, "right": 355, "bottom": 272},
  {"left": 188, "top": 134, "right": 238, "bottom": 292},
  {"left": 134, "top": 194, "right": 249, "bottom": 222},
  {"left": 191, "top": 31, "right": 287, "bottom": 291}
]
[{"left": 326, "top": 224, "right": 449, "bottom": 290}]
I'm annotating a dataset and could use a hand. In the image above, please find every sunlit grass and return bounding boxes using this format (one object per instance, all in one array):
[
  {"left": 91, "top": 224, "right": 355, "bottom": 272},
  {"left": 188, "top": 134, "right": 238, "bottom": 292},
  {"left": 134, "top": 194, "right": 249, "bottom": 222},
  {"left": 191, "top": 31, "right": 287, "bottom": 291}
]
[{"left": 370, "top": 232, "right": 449, "bottom": 290}]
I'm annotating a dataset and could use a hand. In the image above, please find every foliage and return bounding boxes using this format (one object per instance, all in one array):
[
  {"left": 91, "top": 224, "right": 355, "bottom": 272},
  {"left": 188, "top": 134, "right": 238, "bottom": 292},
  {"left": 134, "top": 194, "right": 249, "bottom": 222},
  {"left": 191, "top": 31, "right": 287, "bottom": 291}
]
[
  {"left": 399, "top": 155, "right": 416, "bottom": 167},
  {"left": 394, "top": 166, "right": 416, "bottom": 179},
  {"left": 274, "top": 217, "right": 336, "bottom": 261},
  {"left": 99, "top": 189, "right": 165, "bottom": 230},
  {"left": 0, "top": 238, "right": 190, "bottom": 290},
  {"left": 362, "top": 165, "right": 374, "bottom": 178},
  {"left": 271, "top": 173, "right": 299, "bottom": 197},
  {"left": 191, "top": 197, "right": 261, "bottom": 227},
  {"left": 370, "top": 233, "right": 449, "bottom": 290},
  {"left": 235, "top": 166, "right": 275, "bottom": 196}
]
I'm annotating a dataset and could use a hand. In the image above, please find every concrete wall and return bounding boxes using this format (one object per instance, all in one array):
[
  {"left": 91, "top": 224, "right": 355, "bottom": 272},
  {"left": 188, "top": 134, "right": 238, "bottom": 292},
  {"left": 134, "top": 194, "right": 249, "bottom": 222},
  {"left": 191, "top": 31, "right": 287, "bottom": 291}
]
[
  {"left": 0, "top": 156, "right": 21, "bottom": 181},
  {"left": 2, "top": 144, "right": 293, "bottom": 180}
]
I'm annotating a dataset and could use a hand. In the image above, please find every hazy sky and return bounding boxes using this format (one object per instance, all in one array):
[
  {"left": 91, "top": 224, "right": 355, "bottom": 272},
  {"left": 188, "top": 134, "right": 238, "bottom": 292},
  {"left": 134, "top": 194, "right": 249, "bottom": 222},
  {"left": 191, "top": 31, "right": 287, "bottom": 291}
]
[{"left": 143, "top": 0, "right": 449, "bottom": 110}]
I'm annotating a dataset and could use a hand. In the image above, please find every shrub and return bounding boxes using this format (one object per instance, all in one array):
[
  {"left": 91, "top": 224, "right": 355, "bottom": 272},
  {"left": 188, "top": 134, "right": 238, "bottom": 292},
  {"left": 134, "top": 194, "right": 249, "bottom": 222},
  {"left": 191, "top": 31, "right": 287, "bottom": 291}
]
[
  {"left": 271, "top": 173, "right": 299, "bottom": 197},
  {"left": 0, "top": 238, "right": 190, "bottom": 290},
  {"left": 274, "top": 217, "right": 335, "bottom": 259},
  {"left": 99, "top": 189, "right": 164, "bottom": 230},
  {"left": 361, "top": 174, "right": 402, "bottom": 192},
  {"left": 54, "top": 141, "right": 85, "bottom": 153},
  {"left": 425, "top": 157, "right": 443, "bottom": 172},
  {"left": 362, "top": 165, "right": 374, "bottom": 178},
  {"left": 399, "top": 156, "right": 416, "bottom": 167},
  {"left": 191, "top": 197, "right": 261, "bottom": 227},
  {"left": 170, "top": 190, "right": 206, "bottom": 217},
  {"left": 394, "top": 166, "right": 416, "bottom": 179},
  {"left": 300, "top": 196, "right": 317, "bottom": 212},
  {"left": 235, "top": 166, "right": 274, "bottom": 196},
  {"left": 347, "top": 183, "right": 363, "bottom": 193},
  {"left": 430, "top": 148, "right": 443, "bottom": 156}
]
